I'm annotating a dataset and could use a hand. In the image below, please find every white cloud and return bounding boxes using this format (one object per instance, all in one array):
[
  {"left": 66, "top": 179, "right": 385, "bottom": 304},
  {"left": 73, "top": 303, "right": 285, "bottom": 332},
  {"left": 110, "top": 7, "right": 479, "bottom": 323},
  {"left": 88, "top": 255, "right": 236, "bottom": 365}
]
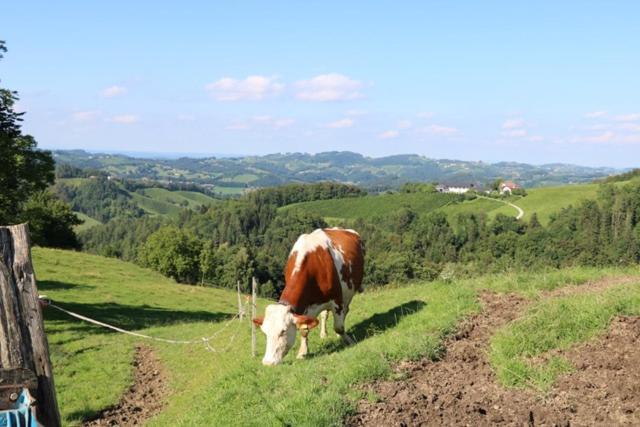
[
  {"left": 71, "top": 110, "right": 100, "bottom": 122},
  {"left": 502, "top": 118, "right": 526, "bottom": 129},
  {"left": 503, "top": 129, "right": 528, "bottom": 138},
  {"left": 424, "top": 124, "right": 459, "bottom": 136},
  {"left": 528, "top": 135, "right": 544, "bottom": 142},
  {"left": 378, "top": 130, "right": 399, "bottom": 139},
  {"left": 397, "top": 120, "right": 412, "bottom": 129},
  {"left": 586, "top": 123, "right": 610, "bottom": 131},
  {"left": 326, "top": 118, "right": 354, "bottom": 128},
  {"left": 273, "top": 118, "right": 294, "bottom": 129},
  {"left": 226, "top": 121, "right": 250, "bottom": 131},
  {"left": 615, "top": 113, "right": 640, "bottom": 122},
  {"left": 583, "top": 131, "right": 616, "bottom": 143},
  {"left": 110, "top": 114, "right": 139, "bottom": 124},
  {"left": 252, "top": 115, "right": 273, "bottom": 123},
  {"left": 584, "top": 111, "right": 607, "bottom": 119},
  {"left": 101, "top": 85, "right": 127, "bottom": 98},
  {"left": 620, "top": 123, "right": 640, "bottom": 132},
  {"left": 621, "top": 135, "right": 640, "bottom": 144},
  {"left": 252, "top": 115, "right": 294, "bottom": 129},
  {"left": 295, "top": 73, "right": 363, "bottom": 102},
  {"left": 205, "top": 76, "right": 283, "bottom": 101},
  {"left": 416, "top": 111, "right": 435, "bottom": 119}
]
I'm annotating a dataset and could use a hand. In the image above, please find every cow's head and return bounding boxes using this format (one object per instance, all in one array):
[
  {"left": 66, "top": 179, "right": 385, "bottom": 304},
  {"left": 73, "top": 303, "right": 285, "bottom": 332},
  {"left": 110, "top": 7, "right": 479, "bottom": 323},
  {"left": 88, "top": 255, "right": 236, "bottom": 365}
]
[{"left": 253, "top": 304, "right": 318, "bottom": 366}]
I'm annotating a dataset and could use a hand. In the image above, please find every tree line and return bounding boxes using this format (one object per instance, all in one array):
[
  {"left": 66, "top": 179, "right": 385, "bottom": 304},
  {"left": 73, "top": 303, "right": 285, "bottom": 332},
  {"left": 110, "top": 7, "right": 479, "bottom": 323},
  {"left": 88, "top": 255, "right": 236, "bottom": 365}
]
[{"left": 78, "top": 177, "right": 640, "bottom": 297}]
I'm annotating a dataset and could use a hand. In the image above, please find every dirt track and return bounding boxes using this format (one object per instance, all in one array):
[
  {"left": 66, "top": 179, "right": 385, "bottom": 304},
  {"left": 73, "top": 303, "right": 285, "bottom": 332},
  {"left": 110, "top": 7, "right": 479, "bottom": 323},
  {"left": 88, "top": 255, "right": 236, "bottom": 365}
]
[
  {"left": 84, "top": 345, "right": 167, "bottom": 426},
  {"left": 349, "top": 281, "right": 640, "bottom": 426}
]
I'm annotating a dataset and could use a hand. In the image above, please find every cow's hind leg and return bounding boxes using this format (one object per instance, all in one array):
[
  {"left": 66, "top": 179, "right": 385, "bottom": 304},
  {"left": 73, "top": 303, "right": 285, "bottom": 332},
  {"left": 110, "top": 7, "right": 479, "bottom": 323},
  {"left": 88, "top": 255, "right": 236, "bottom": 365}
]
[
  {"left": 319, "top": 310, "right": 329, "bottom": 339},
  {"left": 333, "top": 307, "right": 355, "bottom": 345}
]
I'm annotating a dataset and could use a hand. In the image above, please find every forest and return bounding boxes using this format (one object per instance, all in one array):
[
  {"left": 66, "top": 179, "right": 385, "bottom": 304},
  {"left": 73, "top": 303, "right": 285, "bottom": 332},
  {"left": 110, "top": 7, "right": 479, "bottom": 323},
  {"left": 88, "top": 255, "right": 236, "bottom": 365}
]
[{"left": 78, "top": 177, "right": 640, "bottom": 298}]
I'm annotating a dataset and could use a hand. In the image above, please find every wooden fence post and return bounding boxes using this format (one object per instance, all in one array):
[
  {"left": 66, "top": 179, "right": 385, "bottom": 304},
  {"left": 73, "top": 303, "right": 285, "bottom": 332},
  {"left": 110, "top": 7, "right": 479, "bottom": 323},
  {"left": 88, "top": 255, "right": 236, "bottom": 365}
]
[
  {"left": 0, "top": 224, "right": 61, "bottom": 427},
  {"left": 251, "top": 277, "right": 257, "bottom": 357},
  {"left": 236, "top": 280, "right": 244, "bottom": 320}
]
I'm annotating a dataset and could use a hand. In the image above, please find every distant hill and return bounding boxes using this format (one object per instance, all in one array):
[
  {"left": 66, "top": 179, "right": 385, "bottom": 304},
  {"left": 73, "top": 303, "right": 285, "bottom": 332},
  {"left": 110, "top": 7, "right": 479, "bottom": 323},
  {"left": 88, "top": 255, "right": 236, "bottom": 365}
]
[{"left": 52, "top": 150, "right": 621, "bottom": 191}]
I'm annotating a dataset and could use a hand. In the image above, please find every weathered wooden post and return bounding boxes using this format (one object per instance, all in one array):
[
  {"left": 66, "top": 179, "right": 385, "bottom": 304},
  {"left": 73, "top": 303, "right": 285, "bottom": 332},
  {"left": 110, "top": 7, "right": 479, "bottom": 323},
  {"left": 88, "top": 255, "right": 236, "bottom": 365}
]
[
  {"left": 251, "top": 277, "right": 257, "bottom": 357},
  {"left": 0, "top": 224, "right": 61, "bottom": 427},
  {"left": 236, "top": 280, "right": 244, "bottom": 320}
]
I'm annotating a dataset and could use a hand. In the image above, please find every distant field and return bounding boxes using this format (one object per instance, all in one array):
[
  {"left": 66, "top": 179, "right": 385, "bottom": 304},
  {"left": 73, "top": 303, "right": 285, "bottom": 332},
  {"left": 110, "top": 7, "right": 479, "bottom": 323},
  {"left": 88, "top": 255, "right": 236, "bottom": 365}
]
[
  {"left": 174, "top": 190, "right": 221, "bottom": 205},
  {"left": 211, "top": 186, "right": 246, "bottom": 196},
  {"left": 57, "top": 177, "right": 88, "bottom": 187},
  {"left": 72, "top": 211, "right": 102, "bottom": 232},
  {"left": 491, "top": 183, "right": 601, "bottom": 224},
  {"left": 137, "top": 187, "right": 219, "bottom": 210},
  {"left": 283, "top": 192, "right": 461, "bottom": 220},
  {"left": 129, "top": 191, "right": 183, "bottom": 216},
  {"left": 283, "top": 182, "right": 613, "bottom": 225}
]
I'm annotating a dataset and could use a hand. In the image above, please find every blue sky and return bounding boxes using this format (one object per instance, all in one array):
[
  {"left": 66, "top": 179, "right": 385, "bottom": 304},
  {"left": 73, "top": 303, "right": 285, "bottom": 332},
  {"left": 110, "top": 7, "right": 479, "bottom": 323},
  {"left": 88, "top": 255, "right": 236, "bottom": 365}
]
[{"left": 3, "top": 1, "right": 640, "bottom": 167}]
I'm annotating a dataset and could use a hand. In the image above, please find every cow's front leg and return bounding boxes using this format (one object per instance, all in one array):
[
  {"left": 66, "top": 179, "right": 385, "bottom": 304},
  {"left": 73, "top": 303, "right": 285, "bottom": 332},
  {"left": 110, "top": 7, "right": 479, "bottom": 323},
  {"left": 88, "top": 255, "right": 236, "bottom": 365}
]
[
  {"left": 333, "top": 307, "right": 355, "bottom": 345},
  {"left": 319, "top": 310, "right": 329, "bottom": 339},
  {"left": 297, "top": 325, "right": 310, "bottom": 359}
]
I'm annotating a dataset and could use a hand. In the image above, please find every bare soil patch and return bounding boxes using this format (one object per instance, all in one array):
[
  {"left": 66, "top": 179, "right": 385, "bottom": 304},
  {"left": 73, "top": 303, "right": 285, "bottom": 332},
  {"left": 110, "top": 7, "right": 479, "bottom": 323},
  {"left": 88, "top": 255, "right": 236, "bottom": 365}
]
[
  {"left": 84, "top": 345, "right": 167, "bottom": 426},
  {"left": 349, "top": 284, "right": 640, "bottom": 426},
  {"left": 544, "top": 275, "right": 638, "bottom": 298}
]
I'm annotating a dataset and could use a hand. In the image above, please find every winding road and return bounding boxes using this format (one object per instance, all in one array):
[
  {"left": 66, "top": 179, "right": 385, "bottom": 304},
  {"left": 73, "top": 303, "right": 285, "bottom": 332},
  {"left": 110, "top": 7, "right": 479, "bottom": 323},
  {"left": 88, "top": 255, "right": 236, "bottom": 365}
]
[{"left": 477, "top": 195, "right": 524, "bottom": 220}]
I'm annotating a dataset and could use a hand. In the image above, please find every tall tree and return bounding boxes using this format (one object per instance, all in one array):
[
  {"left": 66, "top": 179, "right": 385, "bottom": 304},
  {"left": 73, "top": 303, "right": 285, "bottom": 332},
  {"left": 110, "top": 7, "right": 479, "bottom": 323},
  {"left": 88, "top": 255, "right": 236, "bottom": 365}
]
[{"left": 0, "top": 41, "right": 55, "bottom": 224}]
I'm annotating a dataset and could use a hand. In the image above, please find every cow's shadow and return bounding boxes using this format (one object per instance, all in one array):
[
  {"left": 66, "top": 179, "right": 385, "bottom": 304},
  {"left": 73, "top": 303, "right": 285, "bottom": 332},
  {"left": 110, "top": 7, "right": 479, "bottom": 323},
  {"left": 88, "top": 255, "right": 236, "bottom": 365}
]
[{"left": 309, "top": 300, "right": 426, "bottom": 356}]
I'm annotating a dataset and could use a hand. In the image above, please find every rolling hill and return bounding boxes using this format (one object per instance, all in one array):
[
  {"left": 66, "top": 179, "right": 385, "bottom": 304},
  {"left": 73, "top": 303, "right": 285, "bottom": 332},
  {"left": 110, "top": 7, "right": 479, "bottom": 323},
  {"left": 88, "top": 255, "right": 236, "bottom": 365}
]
[
  {"left": 55, "top": 177, "right": 221, "bottom": 229},
  {"left": 53, "top": 149, "right": 621, "bottom": 190},
  {"left": 283, "top": 181, "right": 605, "bottom": 225}
]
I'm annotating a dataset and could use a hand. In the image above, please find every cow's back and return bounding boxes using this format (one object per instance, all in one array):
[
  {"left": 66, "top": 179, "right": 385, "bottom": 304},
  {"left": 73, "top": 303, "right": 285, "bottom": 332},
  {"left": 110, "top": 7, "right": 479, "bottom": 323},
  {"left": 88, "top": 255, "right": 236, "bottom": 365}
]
[
  {"left": 323, "top": 228, "right": 364, "bottom": 293},
  {"left": 281, "top": 228, "right": 364, "bottom": 315}
]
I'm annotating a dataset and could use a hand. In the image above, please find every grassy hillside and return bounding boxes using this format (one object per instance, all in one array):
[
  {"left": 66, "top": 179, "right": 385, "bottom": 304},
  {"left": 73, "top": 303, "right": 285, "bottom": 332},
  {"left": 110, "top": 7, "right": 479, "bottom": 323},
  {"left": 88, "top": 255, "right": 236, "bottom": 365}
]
[
  {"left": 285, "top": 182, "right": 610, "bottom": 225},
  {"left": 53, "top": 149, "right": 620, "bottom": 189},
  {"left": 136, "top": 188, "right": 219, "bottom": 210},
  {"left": 283, "top": 192, "right": 460, "bottom": 221},
  {"left": 33, "top": 248, "right": 640, "bottom": 425},
  {"left": 72, "top": 211, "right": 102, "bottom": 232},
  {"left": 491, "top": 183, "right": 601, "bottom": 224}
]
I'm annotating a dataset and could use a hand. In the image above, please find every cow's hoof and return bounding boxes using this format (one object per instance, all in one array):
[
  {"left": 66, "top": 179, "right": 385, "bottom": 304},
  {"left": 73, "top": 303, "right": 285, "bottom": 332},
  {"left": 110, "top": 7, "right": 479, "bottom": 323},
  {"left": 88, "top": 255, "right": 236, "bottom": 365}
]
[
  {"left": 296, "top": 353, "right": 307, "bottom": 360},
  {"left": 341, "top": 334, "right": 355, "bottom": 345}
]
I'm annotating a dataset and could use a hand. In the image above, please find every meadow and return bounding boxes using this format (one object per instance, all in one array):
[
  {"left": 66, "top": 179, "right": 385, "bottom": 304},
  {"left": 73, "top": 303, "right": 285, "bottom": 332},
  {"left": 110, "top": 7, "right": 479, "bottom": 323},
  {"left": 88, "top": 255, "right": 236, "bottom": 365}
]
[
  {"left": 282, "top": 192, "right": 460, "bottom": 220},
  {"left": 33, "top": 247, "right": 640, "bottom": 425},
  {"left": 283, "top": 182, "right": 603, "bottom": 225}
]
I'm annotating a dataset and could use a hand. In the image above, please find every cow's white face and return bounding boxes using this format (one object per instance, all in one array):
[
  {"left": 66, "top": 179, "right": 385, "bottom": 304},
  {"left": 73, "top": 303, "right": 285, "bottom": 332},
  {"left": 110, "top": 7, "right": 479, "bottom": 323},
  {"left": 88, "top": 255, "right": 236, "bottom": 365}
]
[{"left": 258, "top": 304, "right": 297, "bottom": 366}]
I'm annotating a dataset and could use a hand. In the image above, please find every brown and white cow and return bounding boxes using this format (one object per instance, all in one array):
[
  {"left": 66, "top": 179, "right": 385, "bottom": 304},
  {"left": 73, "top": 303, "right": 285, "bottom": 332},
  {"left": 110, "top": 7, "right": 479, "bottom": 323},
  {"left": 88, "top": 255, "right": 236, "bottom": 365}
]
[{"left": 253, "top": 227, "right": 364, "bottom": 365}]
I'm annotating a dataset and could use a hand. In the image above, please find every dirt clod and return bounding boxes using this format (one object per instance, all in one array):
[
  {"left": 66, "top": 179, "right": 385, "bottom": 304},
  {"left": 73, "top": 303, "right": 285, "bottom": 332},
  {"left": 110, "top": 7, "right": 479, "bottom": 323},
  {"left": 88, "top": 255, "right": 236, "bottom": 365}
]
[
  {"left": 84, "top": 345, "right": 167, "bottom": 426},
  {"left": 349, "top": 283, "right": 640, "bottom": 427}
]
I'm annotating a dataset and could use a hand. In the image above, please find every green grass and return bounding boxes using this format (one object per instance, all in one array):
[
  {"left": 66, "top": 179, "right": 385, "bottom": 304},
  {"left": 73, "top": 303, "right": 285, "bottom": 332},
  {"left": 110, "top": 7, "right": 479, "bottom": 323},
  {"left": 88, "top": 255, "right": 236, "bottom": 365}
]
[
  {"left": 33, "top": 248, "right": 640, "bottom": 425},
  {"left": 72, "top": 211, "right": 102, "bottom": 232},
  {"left": 283, "top": 192, "right": 460, "bottom": 221},
  {"left": 467, "top": 266, "right": 640, "bottom": 297},
  {"left": 491, "top": 183, "right": 601, "bottom": 224},
  {"left": 490, "top": 282, "right": 640, "bottom": 390},
  {"left": 129, "top": 191, "right": 184, "bottom": 216},
  {"left": 437, "top": 197, "right": 505, "bottom": 218},
  {"left": 137, "top": 188, "right": 219, "bottom": 210},
  {"left": 34, "top": 248, "right": 477, "bottom": 426},
  {"left": 173, "top": 190, "right": 221, "bottom": 206},
  {"left": 284, "top": 182, "right": 623, "bottom": 225},
  {"left": 211, "top": 186, "right": 247, "bottom": 196},
  {"left": 33, "top": 248, "right": 243, "bottom": 425}
]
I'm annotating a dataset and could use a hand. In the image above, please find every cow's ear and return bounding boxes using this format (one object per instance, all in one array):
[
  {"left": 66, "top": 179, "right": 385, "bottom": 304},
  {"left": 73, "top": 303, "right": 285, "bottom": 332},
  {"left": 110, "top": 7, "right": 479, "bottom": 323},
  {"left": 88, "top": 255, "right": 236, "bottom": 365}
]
[
  {"left": 294, "top": 315, "right": 319, "bottom": 330},
  {"left": 252, "top": 317, "right": 264, "bottom": 326}
]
